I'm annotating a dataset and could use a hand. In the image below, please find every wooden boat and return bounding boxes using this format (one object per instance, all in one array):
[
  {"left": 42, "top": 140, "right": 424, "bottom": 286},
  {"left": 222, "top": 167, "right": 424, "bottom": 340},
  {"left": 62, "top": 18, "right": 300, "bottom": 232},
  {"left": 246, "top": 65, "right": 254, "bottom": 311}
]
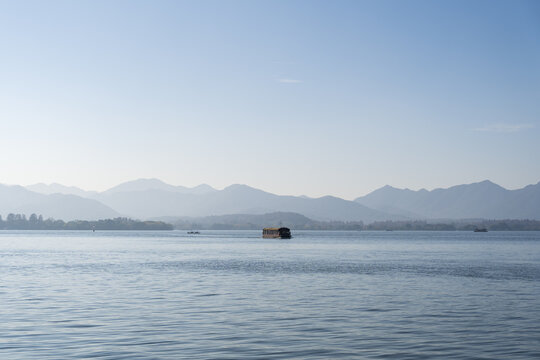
[
  {"left": 474, "top": 228, "right": 488, "bottom": 232},
  {"left": 262, "top": 227, "right": 291, "bottom": 239}
]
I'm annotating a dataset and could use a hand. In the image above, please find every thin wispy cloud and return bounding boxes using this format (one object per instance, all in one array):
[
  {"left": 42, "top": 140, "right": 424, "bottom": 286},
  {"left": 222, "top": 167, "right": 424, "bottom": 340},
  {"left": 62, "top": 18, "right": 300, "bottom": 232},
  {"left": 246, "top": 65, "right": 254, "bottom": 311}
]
[
  {"left": 473, "top": 123, "right": 534, "bottom": 133},
  {"left": 277, "top": 78, "right": 303, "bottom": 84}
]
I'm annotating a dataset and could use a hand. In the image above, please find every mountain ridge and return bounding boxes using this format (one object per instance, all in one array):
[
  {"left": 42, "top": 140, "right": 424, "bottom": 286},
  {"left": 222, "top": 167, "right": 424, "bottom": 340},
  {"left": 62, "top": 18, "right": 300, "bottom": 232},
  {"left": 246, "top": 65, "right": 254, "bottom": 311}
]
[
  {"left": 94, "top": 183, "right": 398, "bottom": 222},
  {"left": 355, "top": 180, "right": 540, "bottom": 220},
  {"left": 0, "top": 184, "right": 120, "bottom": 220},
  {"left": 4, "top": 178, "right": 538, "bottom": 222}
]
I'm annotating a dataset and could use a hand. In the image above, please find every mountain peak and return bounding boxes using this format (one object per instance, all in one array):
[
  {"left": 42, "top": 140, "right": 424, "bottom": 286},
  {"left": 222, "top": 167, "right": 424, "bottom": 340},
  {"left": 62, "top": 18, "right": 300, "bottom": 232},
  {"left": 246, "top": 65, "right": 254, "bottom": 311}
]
[
  {"left": 188, "top": 183, "right": 217, "bottom": 195},
  {"left": 478, "top": 179, "right": 496, "bottom": 186},
  {"left": 103, "top": 178, "right": 176, "bottom": 194},
  {"left": 25, "top": 183, "right": 96, "bottom": 197},
  {"left": 192, "top": 184, "right": 216, "bottom": 191},
  {"left": 466, "top": 179, "right": 505, "bottom": 191},
  {"left": 355, "top": 179, "right": 540, "bottom": 220},
  {"left": 128, "top": 178, "right": 168, "bottom": 186},
  {"left": 103, "top": 179, "right": 220, "bottom": 195},
  {"left": 224, "top": 184, "right": 256, "bottom": 191},
  {"left": 369, "top": 184, "right": 401, "bottom": 194}
]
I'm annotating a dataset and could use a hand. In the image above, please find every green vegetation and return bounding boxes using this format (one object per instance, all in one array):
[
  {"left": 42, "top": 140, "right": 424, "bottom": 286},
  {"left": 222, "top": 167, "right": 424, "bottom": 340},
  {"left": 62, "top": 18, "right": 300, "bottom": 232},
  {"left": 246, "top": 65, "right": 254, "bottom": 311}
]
[
  {"left": 365, "top": 220, "right": 540, "bottom": 231},
  {"left": 0, "top": 214, "right": 173, "bottom": 230},
  {"left": 172, "top": 212, "right": 540, "bottom": 231},
  {"left": 1, "top": 213, "right": 539, "bottom": 231},
  {"left": 173, "top": 212, "right": 364, "bottom": 230}
]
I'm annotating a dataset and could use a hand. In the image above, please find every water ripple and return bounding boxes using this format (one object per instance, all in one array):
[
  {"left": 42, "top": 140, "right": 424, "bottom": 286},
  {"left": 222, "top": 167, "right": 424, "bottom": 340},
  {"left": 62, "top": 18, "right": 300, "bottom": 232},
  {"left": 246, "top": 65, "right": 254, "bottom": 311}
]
[{"left": 1, "top": 230, "right": 539, "bottom": 359}]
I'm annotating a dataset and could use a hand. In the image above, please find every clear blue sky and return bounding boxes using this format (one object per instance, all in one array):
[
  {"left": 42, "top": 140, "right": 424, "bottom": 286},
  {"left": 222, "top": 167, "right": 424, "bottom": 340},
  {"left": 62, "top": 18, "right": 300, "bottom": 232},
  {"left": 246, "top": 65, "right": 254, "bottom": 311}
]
[{"left": 1, "top": 0, "right": 539, "bottom": 199}]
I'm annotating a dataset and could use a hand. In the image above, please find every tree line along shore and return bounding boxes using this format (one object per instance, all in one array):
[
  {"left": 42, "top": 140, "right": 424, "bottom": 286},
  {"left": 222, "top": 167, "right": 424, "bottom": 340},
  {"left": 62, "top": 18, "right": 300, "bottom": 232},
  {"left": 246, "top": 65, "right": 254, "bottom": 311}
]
[
  {"left": 0, "top": 214, "right": 173, "bottom": 230},
  {"left": 1, "top": 213, "right": 540, "bottom": 231},
  {"left": 364, "top": 220, "right": 540, "bottom": 231},
  {"left": 174, "top": 216, "right": 540, "bottom": 231}
]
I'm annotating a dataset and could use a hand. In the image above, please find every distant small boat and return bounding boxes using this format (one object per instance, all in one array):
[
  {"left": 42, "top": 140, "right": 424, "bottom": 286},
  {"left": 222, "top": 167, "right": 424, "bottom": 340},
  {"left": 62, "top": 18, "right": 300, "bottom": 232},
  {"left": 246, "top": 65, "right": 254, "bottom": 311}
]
[
  {"left": 474, "top": 228, "right": 488, "bottom": 232},
  {"left": 263, "top": 227, "right": 291, "bottom": 239},
  {"left": 187, "top": 231, "right": 200, "bottom": 234}
]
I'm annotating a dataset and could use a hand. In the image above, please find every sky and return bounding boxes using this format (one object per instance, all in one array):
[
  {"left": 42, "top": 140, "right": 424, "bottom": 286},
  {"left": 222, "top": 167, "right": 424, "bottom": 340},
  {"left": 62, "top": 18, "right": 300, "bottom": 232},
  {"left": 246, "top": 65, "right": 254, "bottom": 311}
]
[{"left": 1, "top": 0, "right": 539, "bottom": 199}]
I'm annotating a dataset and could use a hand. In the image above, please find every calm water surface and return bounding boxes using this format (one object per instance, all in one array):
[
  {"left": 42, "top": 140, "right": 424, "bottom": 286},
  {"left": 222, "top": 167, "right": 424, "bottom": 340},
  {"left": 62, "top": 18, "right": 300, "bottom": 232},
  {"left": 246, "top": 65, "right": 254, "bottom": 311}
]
[{"left": 1, "top": 230, "right": 539, "bottom": 359}]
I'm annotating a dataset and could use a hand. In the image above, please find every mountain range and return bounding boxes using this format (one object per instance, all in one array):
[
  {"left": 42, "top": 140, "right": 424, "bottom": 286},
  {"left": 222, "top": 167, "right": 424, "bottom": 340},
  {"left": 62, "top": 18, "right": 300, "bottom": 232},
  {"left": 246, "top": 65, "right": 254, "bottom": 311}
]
[
  {"left": 0, "top": 179, "right": 538, "bottom": 222},
  {"left": 172, "top": 212, "right": 364, "bottom": 230},
  {"left": 0, "top": 184, "right": 119, "bottom": 221},
  {"left": 355, "top": 180, "right": 540, "bottom": 220}
]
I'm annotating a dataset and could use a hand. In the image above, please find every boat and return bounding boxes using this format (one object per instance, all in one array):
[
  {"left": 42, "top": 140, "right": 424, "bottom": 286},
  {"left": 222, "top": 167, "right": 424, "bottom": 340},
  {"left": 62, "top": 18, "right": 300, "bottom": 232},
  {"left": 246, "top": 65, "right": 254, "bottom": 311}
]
[
  {"left": 474, "top": 228, "right": 488, "bottom": 232},
  {"left": 187, "top": 231, "right": 200, "bottom": 234},
  {"left": 262, "top": 227, "right": 291, "bottom": 239}
]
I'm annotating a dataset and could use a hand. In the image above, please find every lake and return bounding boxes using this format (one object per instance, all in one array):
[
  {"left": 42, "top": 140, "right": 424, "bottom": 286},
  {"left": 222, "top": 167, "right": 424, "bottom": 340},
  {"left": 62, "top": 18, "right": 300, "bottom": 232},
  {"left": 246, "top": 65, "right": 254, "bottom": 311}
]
[{"left": 1, "top": 230, "right": 539, "bottom": 359}]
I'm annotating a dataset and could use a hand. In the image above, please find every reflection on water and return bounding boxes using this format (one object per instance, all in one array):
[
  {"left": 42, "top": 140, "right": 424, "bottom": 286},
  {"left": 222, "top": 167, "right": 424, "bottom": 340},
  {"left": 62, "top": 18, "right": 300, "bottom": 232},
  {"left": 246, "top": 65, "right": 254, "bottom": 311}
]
[{"left": 1, "top": 230, "right": 540, "bottom": 359}]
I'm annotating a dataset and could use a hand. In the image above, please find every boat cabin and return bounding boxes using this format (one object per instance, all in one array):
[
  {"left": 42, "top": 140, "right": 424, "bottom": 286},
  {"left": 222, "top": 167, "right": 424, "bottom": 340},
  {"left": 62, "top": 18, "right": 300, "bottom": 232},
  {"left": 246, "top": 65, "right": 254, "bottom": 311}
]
[{"left": 262, "top": 227, "right": 292, "bottom": 239}]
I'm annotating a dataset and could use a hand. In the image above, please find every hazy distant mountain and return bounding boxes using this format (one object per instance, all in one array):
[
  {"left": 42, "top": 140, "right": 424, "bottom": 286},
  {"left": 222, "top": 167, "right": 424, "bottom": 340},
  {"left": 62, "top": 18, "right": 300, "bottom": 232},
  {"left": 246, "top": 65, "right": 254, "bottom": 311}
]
[
  {"left": 102, "top": 178, "right": 217, "bottom": 195},
  {"left": 171, "top": 212, "right": 318, "bottom": 230},
  {"left": 97, "top": 183, "right": 399, "bottom": 222},
  {"left": 14, "top": 178, "right": 538, "bottom": 223},
  {"left": 26, "top": 183, "right": 98, "bottom": 198},
  {"left": 0, "top": 184, "right": 120, "bottom": 220},
  {"left": 168, "top": 212, "right": 364, "bottom": 230},
  {"left": 355, "top": 180, "right": 540, "bottom": 220}
]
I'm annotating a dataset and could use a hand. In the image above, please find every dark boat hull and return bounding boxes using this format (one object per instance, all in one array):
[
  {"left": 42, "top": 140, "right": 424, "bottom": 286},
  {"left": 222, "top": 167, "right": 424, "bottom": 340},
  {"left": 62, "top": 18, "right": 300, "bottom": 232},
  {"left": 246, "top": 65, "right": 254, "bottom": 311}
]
[{"left": 262, "top": 227, "right": 291, "bottom": 239}]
